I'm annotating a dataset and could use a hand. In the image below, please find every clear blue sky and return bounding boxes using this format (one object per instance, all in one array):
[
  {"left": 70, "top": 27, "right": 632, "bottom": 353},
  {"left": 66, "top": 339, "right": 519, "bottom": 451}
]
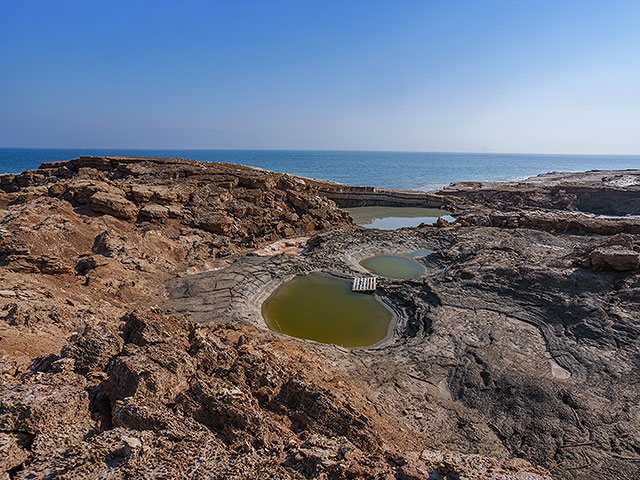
[{"left": 1, "top": 0, "right": 639, "bottom": 154}]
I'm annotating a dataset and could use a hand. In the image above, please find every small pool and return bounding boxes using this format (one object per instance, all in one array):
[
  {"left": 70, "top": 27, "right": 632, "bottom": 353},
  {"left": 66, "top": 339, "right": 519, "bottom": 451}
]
[
  {"left": 360, "top": 250, "right": 431, "bottom": 278},
  {"left": 344, "top": 206, "right": 454, "bottom": 230},
  {"left": 262, "top": 273, "right": 393, "bottom": 348}
]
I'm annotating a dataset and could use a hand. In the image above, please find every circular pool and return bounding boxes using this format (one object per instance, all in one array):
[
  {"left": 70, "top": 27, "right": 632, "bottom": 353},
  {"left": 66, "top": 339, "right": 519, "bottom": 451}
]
[{"left": 360, "top": 252, "right": 428, "bottom": 279}]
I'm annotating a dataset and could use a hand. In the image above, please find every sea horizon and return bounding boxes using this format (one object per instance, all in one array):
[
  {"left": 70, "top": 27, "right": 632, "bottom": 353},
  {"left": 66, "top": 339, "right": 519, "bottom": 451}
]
[{"left": 1, "top": 147, "right": 639, "bottom": 191}]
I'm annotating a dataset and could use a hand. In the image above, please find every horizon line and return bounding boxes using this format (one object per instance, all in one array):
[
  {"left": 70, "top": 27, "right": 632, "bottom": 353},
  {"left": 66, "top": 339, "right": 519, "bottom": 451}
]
[{"left": 2, "top": 146, "right": 640, "bottom": 157}]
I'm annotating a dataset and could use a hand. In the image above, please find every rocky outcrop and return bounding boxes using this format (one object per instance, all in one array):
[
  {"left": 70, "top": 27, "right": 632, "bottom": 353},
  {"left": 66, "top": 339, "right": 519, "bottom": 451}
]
[
  {"left": 168, "top": 224, "right": 640, "bottom": 480},
  {"left": 576, "top": 234, "right": 640, "bottom": 271},
  {"left": 0, "top": 156, "right": 353, "bottom": 247},
  {"left": 2, "top": 158, "right": 640, "bottom": 479},
  {"left": 587, "top": 245, "right": 640, "bottom": 271},
  {"left": 89, "top": 191, "right": 139, "bottom": 220},
  {"left": 138, "top": 202, "right": 169, "bottom": 220},
  {"left": 456, "top": 208, "right": 640, "bottom": 235},
  {"left": 444, "top": 169, "right": 640, "bottom": 215},
  {"left": 1, "top": 310, "right": 552, "bottom": 479}
]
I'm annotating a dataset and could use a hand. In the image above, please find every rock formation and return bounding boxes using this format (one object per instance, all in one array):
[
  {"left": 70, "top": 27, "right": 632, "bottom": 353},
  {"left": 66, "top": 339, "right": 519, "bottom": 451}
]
[{"left": 1, "top": 157, "right": 639, "bottom": 479}]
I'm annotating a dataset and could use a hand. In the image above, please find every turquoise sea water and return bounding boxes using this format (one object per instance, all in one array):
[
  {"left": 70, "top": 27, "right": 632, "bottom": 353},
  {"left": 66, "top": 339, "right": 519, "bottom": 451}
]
[{"left": 1, "top": 148, "right": 639, "bottom": 191}]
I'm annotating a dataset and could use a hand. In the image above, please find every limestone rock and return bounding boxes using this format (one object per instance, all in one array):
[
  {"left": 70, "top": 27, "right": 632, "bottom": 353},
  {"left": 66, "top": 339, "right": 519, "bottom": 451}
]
[
  {"left": 3, "top": 253, "right": 72, "bottom": 275},
  {"left": 139, "top": 202, "right": 169, "bottom": 220},
  {"left": 89, "top": 191, "right": 139, "bottom": 220},
  {"left": 61, "top": 322, "right": 124, "bottom": 374},
  {"left": 193, "top": 213, "right": 236, "bottom": 234},
  {"left": 129, "top": 185, "right": 153, "bottom": 203},
  {"left": 588, "top": 245, "right": 640, "bottom": 271}
]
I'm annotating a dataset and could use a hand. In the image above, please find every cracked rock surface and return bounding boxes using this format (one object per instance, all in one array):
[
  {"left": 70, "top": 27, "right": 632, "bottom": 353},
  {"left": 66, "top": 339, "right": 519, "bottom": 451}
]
[{"left": 168, "top": 226, "right": 640, "bottom": 480}]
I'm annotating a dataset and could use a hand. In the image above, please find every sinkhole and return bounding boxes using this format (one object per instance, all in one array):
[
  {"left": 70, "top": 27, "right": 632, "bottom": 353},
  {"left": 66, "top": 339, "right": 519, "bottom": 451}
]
[
  {"left": 360, "top": 250, "right": 431, "bottom": 279},
  {"left": 262, "top": 273, "right": 393, "bottom": 348}
]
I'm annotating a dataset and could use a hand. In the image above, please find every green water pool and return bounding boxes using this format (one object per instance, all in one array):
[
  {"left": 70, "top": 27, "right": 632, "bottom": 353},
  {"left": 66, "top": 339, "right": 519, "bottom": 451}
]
[
  {"left": 360, "top": 255, "right": 425, "bottom": 279},
  {"left": 262, "top": 273, "right": 393, "bottom": 348},
  {"left": 360, "top": 250, "right": 431, "bottom": 278}
]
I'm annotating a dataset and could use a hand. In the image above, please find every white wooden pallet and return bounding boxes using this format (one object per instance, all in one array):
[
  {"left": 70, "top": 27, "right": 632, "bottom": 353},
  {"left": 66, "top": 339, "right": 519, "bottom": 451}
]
[{"left": 352, "top": 276, "right": 377, "bottom": 292}]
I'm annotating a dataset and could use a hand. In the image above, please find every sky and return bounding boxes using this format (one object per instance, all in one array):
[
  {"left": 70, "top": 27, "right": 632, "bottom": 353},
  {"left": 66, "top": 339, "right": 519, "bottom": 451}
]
[{"left": 1, "top": 0, "right": 639, "bottom": 154}]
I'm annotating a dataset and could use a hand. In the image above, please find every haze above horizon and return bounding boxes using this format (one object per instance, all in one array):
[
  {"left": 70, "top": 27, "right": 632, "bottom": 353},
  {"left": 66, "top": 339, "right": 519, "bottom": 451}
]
[{"left": 1, "top": 0, "right": 639, "bottom": 155}]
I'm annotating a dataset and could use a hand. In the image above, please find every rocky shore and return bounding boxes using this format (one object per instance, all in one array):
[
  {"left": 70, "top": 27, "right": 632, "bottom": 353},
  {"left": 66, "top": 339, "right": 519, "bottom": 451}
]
[{"left": 1, "top": 157, "right": 639, "bottom": 479}]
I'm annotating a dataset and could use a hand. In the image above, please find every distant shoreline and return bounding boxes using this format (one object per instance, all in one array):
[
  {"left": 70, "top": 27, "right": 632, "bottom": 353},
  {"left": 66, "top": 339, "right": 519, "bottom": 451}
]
[{"left": 1, "top": 148, "right": 640, "bottom": 191}]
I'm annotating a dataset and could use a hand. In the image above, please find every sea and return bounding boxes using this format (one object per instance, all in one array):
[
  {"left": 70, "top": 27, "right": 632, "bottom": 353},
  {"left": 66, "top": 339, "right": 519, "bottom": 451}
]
[{"left": 1, "top": 148, "right": 639, "bottom": 191}]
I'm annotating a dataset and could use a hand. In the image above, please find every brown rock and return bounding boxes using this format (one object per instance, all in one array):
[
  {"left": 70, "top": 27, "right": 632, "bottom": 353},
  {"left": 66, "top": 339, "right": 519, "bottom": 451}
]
[
  {"left": 0, "top": 370, "right": 91, "bottom": 452},
  {"left": 89, "top": 191, "right": 139, "bottom": 220},
  {"left": 150, "top": 186, "right": 179, "bottom": 204},
  {"left": 4, "top": 254, "right": 72, "bottom": 275},
  {"left": 130, "top": 185, "right": 153, "bottom": 203},
  {"left": 139, "top": 203, "right": 169, "bottom": 220},
  {"left": 588, "top": 245, "right": 640, "bottom": 271},
  {"left": 0, "top": 432, "right": 31, "bottom": 473},
  {"left": 166, "top": 204, "right": 183, "bottom": 218},
  {"left": 193, "top": 213, "right": 236, "bottom": 234},
  {"left": 287, "top": 190, "right": 316, "bottom": 210},
  {"left": 239, "top": 175, "right": 276, "bottom": 190},
  {"left": 47, "top": 183, "right": 66, "bottom": 197},
  {"left": 73, "top": 156, "right": 114, "bottom": 170},
  {"left": 61, "top": 322, "right": 124, "bottom": 374},
  {"left": 69, "top": 181, "right": 123, "bottom": 204}
]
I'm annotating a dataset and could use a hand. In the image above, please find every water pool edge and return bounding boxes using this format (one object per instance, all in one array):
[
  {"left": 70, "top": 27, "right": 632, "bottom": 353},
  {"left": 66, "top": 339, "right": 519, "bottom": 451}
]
[{"left": 260, "top": 271, "right": 398, "bottom": 349}]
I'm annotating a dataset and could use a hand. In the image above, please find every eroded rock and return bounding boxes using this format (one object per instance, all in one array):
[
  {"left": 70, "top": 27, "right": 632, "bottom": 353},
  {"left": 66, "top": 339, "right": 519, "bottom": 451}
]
[
  {"left": 2, "top": 157, "right": 639, "bottom": 479},
  {"left": 89, "top": 191, "right": 139, "bottom": 220},
  {"left": 587, "top": 245, "right": 640, "bottom": 271}
]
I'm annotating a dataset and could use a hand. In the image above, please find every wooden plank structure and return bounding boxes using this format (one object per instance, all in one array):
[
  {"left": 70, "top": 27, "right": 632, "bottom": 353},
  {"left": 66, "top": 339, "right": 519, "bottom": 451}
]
[{"left": 352, "top": 276, "right": 377, "bottom": 292}]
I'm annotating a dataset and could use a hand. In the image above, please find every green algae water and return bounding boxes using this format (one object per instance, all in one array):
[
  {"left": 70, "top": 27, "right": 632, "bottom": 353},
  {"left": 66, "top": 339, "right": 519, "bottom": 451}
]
[
  {"left": 360, "top": 255, "right": 426, "bottom": 279},
  {"left": 262, "top": 273, "right": 393, "bottom": 348}
]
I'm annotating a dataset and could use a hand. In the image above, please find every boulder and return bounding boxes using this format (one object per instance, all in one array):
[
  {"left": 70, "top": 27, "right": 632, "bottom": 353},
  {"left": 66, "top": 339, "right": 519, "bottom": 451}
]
[
  {"left": 139, "top": 203, "right": 169, "bottom": 220},
  {"left": 193, "top": 213, "right": 235, "bottom": 234},
  {"left": 130, "top": 185, "right": 154, "bottom": 203},
  {"left": 47, "top": 183, "right": 67, "bottom": 197},
  {"left": 89, "top": 192, "right": 139, "bottom": 220},
  {"left": 62, "top": 322, "right": 124, "bottom": 375},
  {"left": 587, "top": 245, "right": 640, "bottom": 271},
  {"left": 150, "top": 186, "right": 179, "bottom": 204}
]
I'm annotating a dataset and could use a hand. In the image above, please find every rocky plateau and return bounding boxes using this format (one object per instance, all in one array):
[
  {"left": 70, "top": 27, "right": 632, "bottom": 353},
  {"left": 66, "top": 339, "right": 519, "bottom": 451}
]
[{"left": 1, "top": 158, "right": 639, "bottom": 479}]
